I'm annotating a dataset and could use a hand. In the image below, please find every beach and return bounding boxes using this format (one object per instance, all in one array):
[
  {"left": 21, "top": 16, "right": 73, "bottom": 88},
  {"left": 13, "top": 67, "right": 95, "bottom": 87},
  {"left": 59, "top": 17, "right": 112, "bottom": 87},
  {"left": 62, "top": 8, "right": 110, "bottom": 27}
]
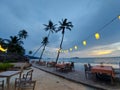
[
  {"left": 30, "top": 67, "right": 93, "bottom": 90},
  {"left": 1, "top": 66, "right": 93, "bottom": 90}
]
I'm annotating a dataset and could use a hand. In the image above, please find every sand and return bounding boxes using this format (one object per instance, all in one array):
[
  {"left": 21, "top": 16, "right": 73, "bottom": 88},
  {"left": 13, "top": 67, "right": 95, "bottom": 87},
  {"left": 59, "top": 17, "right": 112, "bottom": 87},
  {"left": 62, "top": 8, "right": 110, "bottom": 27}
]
[
  {"left": 32, "top": 67, "right": 92, "bottom": 90},
  {"left": 1, "top": 67, "right": 93, "bottom": 90}
]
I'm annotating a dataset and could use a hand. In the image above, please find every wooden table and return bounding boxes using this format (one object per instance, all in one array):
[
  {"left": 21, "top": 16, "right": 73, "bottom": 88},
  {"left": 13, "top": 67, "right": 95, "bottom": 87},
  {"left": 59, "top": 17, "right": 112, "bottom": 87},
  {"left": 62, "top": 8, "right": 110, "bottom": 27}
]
[
  {"left": 0, "top": 71, "right": 21, "bottom": 89},
  {"left": 55, "top": 63, "right": 66, "bottom": 69},
  {"left": 55, "top": 63, "right": 71, "bottom": 71},
  {"left": 91, "top": 66, "right": 115, "bottom": 83}
]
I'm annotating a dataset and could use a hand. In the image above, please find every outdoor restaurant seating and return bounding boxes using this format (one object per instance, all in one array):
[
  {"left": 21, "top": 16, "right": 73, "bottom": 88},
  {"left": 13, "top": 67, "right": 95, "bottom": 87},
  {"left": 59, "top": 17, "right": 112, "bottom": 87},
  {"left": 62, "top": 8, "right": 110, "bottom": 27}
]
[
  {"left": 47, "top": 61, "right": 56, "bottom": 67},
  {"left": 88, "top": 63, "right": 92, "bottom": 70},
  {"left": 15, "top": 69, "right": 34, "bottom": 90},
  {"left": 15, "top": 80, "right": 36, "bottom": 90},
  {"left": 91, "top": 65, "right": 117, "bottom": 84},
  {"left": 0, "top": 80, "right": 4, "bottom": 90},
  {"left": 84, "top": 64, "right": 93, "bottom": 79},
  {"left": 55, "top": 62, "right": 74, "bottom": 72}
]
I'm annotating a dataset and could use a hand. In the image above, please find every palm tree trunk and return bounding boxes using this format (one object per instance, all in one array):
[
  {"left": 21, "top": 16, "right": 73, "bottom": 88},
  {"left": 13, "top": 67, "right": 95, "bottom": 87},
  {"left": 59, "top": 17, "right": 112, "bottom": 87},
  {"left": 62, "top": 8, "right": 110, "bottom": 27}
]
[
  {"left": 48, "top": 31, "right": 51, "bottom": 38},
  {"left": 32, "top": 45, "right": 43, "bottom": 56},
  {"left": 39, "top": 45, "right": 46, "bottom": 62},
  {"left": 56, "top": 32, "right": 64, "bottom": 63}
]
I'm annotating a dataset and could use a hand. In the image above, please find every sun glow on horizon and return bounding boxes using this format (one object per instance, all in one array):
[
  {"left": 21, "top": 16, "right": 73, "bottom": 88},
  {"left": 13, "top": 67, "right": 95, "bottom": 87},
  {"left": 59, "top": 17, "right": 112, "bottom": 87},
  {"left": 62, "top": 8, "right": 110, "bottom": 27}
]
[{"left": 91, "top": 50, "right": 113, "bottom": 56}]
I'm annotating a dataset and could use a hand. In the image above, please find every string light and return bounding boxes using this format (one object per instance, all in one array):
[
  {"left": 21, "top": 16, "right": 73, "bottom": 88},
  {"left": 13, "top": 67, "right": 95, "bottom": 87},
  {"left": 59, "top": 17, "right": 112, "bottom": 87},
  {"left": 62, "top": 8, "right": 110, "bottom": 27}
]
[
  {"left": 33, "top": 15, "right": 119, "bottom": 56},
  {"left": 95, "top": 33, "right": 100, "bottom": 40},
  {"left": 74, "top": 45, "right": 78, "bottom": 50},
  {"left": 118, "top": 16, "right": 120, "bottom": 19},
  {"left": 70, "top": 48, "right": 72, "bottom": 51},
  {"left": 83, "top": 40, "right": 87, "bottom": 46}
]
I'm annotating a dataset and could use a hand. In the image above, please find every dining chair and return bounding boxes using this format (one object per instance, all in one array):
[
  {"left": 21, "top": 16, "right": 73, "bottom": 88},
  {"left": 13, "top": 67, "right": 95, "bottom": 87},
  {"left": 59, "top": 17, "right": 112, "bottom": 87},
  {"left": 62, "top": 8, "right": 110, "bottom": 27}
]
[
  {"left": 15, "top": 69, "right": 34, "bottom": 90},
  {"left": 15, "top": 80, "right": 36, "bottom": 90},
  {"left": 22, "top": 69, "right": 33, "bottom": 80},
  {"left": 84, "top": 64, "right": 92, "bottom": 79},
  {"left": 88, "top": 63, "right": 92, "bottom": 70},
  {"left": 70, "top": 62, "right": 75, "bottom": 71},
  {"left": 0, "top": 80, "right": 4, "bottom": 90}
]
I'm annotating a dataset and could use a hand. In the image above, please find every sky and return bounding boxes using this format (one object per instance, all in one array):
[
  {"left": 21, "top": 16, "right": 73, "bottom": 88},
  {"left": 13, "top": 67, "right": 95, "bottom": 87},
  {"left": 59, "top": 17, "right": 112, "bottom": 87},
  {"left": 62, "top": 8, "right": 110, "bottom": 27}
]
[{"left": 0, "top": 0, "right": 120, "bottom": 58}]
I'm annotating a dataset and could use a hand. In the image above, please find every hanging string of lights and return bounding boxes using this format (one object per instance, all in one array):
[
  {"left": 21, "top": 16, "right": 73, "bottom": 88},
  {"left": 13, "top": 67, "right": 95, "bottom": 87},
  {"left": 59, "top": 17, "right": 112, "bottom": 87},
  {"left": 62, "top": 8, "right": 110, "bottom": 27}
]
[{"left": 59, "top": 15, "right": 120, "bottom": 54}]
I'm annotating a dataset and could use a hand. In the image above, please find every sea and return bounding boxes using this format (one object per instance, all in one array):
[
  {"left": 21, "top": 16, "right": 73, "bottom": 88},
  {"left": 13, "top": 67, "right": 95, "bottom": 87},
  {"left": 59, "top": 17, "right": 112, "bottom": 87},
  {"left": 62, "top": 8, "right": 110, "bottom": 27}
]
[{"left": 30, "top": 57, "right": 120, "bottom": 71}]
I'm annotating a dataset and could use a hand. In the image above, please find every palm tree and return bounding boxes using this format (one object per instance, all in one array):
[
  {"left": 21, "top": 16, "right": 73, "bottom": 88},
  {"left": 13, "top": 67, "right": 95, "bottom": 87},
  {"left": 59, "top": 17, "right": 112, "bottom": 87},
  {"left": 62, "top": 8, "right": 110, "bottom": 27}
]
[
  {"left": 43, "top": 20, "right": 57, "bottom": 38},
  {"left": 56, "top": 18, "right": 73, "bottom": 63},
  {"left": 6, "top": 35, "right": 25, "bottom": 55},
  {"left": 37, "top": 20, "right": 56, "bottom": 61},
  {"left": 39, "top": 36, "right": 49, "bottom": 62},
  {"left": 0, "top": 38, "right": 4, "bottom": 47},
  {"left": 18, "top": 29, "right": 28, "bottom": 40},
  {"left": 29, "top": 50, "right": 32, "bottom": 55},
  {"left": 32, "top": 45, "right": 43, "bottom": 56}
]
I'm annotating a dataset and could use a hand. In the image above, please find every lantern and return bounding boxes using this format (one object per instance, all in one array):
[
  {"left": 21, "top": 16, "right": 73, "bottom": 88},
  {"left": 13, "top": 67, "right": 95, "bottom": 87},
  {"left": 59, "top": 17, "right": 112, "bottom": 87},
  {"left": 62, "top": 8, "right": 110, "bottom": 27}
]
[
  {"left": 118, "top": 16, "right": 120, "bottom": 19},
  {"left": 70, "top": 48, "right": 72, "bottom": 51},
  {"left": 74, "top": 46, "right": 78, "bottom": 50},
  {"left": 95, "top": 33, "right": 100, "bottom": 40},
  {"left": 83, "top": 40, "right": 87, "bottom": 46}
]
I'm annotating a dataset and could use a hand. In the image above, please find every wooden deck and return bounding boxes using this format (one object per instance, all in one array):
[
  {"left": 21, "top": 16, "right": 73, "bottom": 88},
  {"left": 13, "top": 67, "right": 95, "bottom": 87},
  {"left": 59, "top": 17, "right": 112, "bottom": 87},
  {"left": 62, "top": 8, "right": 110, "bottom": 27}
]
[{"left": 32, "top": 63, "right": 120, "bottom": 90}]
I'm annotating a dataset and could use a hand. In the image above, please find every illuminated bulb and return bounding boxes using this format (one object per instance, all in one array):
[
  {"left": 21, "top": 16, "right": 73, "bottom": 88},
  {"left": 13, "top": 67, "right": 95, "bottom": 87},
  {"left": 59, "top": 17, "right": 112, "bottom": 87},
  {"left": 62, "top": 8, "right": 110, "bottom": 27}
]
[
  {"left": 66, "top": 50, "right": 68, "bottom": 53},
  {"left": 95, "top": 33, "right": 100, "bottom": 40},
  {"left": 118, "top": 16, "right": 120, "bottom": 19},
  {"left": 83, "top": 40, "right": 87, "bottom": 46},
  {"left": 74, "top": 46, "right": 78, "bottom": 50},
  {"left": 70, "top": 48, "right": 72, "bottom": 51}
]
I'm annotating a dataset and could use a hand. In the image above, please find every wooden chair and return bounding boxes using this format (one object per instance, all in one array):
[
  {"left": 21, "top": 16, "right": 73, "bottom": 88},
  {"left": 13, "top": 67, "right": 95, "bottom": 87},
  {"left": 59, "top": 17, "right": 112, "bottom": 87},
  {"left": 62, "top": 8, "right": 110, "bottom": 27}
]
[
  {"left": 84, "top": 64, "right": 92, "bottom": 79},
  {"left": 15, "top": 80, "right": 36, "bottom": 90},
  {"left": 0, "top": 80, "right": 4, "bottom": 90},
  {"left": 22, "top": 69, "right": 33, "bottom": 80},
  {"left": 15, "top": 69, "right": 34, "bottom": 90},
  {"left": 88, "top": 63, "right": 92, "bottom": 70},
  {"left": 70, "top": 62, "right": 75, "bottom": 71}
]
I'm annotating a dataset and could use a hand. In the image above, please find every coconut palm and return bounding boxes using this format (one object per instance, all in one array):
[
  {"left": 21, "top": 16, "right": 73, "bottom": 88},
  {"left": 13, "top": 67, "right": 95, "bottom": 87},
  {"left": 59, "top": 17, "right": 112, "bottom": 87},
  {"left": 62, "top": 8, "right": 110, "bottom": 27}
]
[
  {"left": 56, "top": 18, "right": 73, "bottom": 63},
  {"left": 43, "top": 20, "right": 57, "bottom": 38},
  {"left": 32, "top": 45, "right": 43, "bottom": 56},
  {"left": 6, "top": 35, "right": 25, "bottom": 55},
  {"left": 29, "top": 50, "right": 32, "bottom": 55},
  {"left": 18, "top": 29, "right": 28, "bottom": 40},
  {"left": 37, "top": 20, "right": 56, "bottom": 61},
  {"left": 39, "top": 36, "right": 49, "bottom": 62},
  {"left": 0, "top": 38, "right": 4, "bottom": 47}
]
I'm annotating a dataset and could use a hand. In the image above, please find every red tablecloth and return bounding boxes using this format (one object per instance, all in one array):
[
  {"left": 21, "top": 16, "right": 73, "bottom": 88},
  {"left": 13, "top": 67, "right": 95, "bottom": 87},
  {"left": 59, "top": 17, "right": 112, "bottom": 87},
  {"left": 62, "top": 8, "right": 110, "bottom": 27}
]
[{"left": 91, "top": 66, "right": 115, "bottom": 77}]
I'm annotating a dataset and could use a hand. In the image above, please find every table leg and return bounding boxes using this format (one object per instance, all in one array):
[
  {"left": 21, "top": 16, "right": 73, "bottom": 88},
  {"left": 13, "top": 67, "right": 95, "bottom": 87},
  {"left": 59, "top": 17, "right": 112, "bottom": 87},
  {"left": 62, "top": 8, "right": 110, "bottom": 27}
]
[
  {"left": 6, "top": 77, "right": 10, "bottom": 90},
  {"left": 111, "top": 73, "right": 113, "bottom": 84}
]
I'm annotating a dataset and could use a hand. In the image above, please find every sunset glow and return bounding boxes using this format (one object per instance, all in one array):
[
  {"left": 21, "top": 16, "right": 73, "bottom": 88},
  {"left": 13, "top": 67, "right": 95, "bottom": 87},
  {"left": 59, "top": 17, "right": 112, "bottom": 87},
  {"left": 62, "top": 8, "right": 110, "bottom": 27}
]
[{"left": 92, "top": 50, "right": 113, "bottom": 56}]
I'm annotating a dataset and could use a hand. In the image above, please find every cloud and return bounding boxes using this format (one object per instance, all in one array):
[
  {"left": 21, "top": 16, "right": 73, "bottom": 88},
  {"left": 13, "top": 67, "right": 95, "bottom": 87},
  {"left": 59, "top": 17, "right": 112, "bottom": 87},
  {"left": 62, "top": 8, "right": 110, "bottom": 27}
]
[{"left": 0, "top": 0, "right": 120, "bottom": 58}]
